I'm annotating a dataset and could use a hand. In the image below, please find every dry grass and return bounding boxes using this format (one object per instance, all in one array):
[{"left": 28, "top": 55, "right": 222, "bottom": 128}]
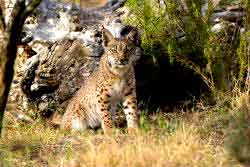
[
  {"left": 0, "top": 125, "right": 240, "bottom": 167},
  {"left": 77, "top": 129, "right": 235, "bottom": 167},
  {"left": 1, "top": 91, "right": 250, "bottom": 166},
  {"left": 226, "top": 91, "right": 250, "bottom": 164}
]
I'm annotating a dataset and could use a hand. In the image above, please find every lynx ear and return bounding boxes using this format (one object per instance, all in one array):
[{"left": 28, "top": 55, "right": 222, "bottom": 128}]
[
  {"left": 102, "top": 28, "right": 114, "bottom": 46},
  {"left": 126, "top": 29, "right": 139, "bottom": 45}
]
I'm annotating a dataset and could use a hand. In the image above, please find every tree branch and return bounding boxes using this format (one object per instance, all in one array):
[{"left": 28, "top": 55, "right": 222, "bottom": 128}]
[
  {"left": 23, "top": 0, "right": 41, "bottom": 17},
  {"left": 0, "top": 7, "right": 5, "bottom": 30},
  {"left": 6, "top": 0, "right": 42, "bottom": 32},
  {"left": 6, "top": 0, "right": 26, "bottom": 32}
]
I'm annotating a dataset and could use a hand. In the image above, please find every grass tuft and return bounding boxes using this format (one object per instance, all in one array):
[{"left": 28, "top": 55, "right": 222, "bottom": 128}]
[{"left": 0, "top": 98, "right": 246, "bottom": 166}]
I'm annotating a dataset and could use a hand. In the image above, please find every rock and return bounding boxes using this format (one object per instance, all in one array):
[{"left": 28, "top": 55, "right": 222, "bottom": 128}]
[
  {"left": 7, "top": 0, "right": 246, "bottom": 123},
  {"left": 21, "top": 0, "right": 126, "bottom": 44},
  {"left": 211, "top": 23, "right": 225, "bottom": 33},
  {"left": 212, "top": 11, "right": 243, "bottom": 23},
  {"left": 14, "top": 19, "right": 140, "bottom": 120},
  {"left": 21, "top": 38, "right": 102, "bottom": 117},
  {"left": 227, "top": 5, "right": 243, "bottom": 12}
]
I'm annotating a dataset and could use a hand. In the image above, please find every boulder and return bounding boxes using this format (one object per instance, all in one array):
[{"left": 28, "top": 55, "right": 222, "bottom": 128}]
[{"left": 7, "top": 0, "right": 134, "bottom": 122}]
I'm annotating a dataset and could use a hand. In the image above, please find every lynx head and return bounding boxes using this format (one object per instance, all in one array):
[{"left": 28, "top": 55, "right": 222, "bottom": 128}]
[{"left": 102, "top": 28, "right": 139, "bottom": 75}]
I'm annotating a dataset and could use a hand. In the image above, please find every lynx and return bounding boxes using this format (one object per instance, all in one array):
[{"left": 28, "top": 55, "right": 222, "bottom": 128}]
[{"left": 61, "top": 28, "right": 139, "bottom": 135}]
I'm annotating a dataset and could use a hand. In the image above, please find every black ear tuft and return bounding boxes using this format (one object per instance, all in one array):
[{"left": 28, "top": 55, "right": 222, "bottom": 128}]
[
  {"left": 120, "top": 25, "right": 133, "bottom": 36},
  {"left": 126, "top": 29, "right": 140, "bottom": 46},
  {"left": 102, "top": 28, "right": 114, "bottom": 46}
]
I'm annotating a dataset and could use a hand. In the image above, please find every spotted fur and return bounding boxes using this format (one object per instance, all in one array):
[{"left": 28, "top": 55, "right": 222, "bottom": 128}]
[{"left": 61, "top": 28, "right": 139, "bottom": 135}]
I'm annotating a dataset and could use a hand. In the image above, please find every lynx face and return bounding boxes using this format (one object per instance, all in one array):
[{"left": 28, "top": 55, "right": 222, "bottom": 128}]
[{"left": 103, "top": 29, "right": 138, "bottom": 75}]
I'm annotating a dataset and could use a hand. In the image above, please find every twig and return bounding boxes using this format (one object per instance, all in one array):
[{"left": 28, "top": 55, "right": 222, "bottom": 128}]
[{"left": 0, "top": 7, "right": 5, "bottom": 30}]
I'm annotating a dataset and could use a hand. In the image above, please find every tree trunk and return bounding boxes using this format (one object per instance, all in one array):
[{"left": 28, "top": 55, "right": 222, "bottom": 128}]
[
  {"left": 0, "top": 0, "right": 41, "bottom": 135},
  {"left": 0, "top": 33, "right": 9, "bottom": 134}
]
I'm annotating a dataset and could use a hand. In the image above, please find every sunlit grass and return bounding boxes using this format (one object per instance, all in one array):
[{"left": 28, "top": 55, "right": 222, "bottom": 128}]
[
  {"left": 0, "top": 125, "right": 225, "bottom": 166},
  {"left": 0, "top": 95, "right": 246, "bottom": 167}
]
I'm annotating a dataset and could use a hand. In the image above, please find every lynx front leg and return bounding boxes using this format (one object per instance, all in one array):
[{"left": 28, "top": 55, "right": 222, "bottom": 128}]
[
  {"left": 123, "top": 88, "right": 139, "bottom": 135},
  {"left": 97, "top": 88, "right": 113, "bottom": 136},
  {"left": 61, "top": 103, "right": 87, "bottom": 131}
]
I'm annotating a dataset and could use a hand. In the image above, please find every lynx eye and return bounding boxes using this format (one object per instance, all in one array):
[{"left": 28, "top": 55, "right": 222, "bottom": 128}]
[{"left": 125, "top": 46, "right": 133, "bottom": 52}]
